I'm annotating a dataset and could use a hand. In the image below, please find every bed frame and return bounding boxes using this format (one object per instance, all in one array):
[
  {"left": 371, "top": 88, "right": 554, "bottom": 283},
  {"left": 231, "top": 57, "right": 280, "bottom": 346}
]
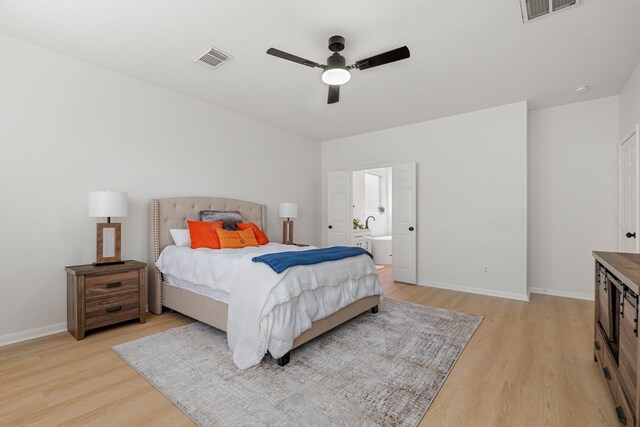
[{"left": 148, "top": 197, "right": 379, "bottom": 366}]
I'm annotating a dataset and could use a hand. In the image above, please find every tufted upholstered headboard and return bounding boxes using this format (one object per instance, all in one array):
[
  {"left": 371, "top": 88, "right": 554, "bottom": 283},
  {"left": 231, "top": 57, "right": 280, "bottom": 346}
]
[{"left": 148, "top": 197, "right": 267, "bottom": 314}]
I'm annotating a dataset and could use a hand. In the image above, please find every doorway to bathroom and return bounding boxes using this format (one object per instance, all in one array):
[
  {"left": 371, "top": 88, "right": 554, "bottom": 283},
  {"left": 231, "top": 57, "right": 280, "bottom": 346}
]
[
  {"left": 327, "top": 162, "right": 416, "bottom": 284},
  {"left": 351, "top": 167, "right": 393, "bottom": 271}
]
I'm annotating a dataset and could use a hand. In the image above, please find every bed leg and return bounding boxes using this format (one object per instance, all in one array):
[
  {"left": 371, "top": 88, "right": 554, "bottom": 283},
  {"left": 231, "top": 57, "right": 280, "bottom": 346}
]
[
  {"left": 277, "top": 351, "right": 290, "bottom": 367},
  {"left": 371, "top": 305, "right": 379, "bottom": 314}
]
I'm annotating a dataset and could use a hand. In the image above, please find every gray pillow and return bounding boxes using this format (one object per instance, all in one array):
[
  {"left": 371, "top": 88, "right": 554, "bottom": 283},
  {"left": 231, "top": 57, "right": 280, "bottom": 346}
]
[{"left": 199, "top": 210, "right": 243, "bottom": 230}]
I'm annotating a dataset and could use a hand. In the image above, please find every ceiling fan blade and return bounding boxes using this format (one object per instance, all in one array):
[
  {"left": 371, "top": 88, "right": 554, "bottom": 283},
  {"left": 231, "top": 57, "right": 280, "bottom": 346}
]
[
  {"left": 266, "top": 48, "right": 323, "bottom": 68},
  {"left": 354, "top": 46, "right": 410, "bottom": 70},
  {"left": 328, "top": 85, "right": 340, "bottom": 104}
]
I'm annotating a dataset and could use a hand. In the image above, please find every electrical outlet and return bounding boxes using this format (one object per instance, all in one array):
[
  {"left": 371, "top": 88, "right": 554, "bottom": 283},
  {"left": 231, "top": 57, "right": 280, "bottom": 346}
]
[{"left": 483, "top": 266, "right": 489, "bottom": 274}]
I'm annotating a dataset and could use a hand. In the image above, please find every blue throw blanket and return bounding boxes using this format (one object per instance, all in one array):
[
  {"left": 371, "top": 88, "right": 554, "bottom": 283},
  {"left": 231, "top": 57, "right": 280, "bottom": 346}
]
[{"left": 252, "top": 246, "right": 372, "bottom": 274}]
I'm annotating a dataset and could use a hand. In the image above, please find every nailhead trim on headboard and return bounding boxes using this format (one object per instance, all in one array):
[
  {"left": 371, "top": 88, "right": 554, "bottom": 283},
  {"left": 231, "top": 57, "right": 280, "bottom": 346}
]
[
  {"left": 262, "top": 204, "right": 268, "bottom": 234},
  {"left": 150, "top": 199, "right": 162, "bottom": 314}
]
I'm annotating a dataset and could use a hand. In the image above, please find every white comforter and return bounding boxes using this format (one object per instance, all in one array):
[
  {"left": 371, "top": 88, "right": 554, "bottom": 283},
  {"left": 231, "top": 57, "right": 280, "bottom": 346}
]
[
  {"left": 156, "top": 243, "right": 308, "bottom": 294},
  {"left": 155, "top": 243, "right": 380, "bottom": 369}
]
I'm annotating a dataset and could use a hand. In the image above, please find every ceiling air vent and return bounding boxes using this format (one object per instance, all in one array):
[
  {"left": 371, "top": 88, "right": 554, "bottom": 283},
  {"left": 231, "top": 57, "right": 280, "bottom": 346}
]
[
  {"left": 191, "top": 47, "right": 231, "bottom": 69},
  {"left": 519, "top": 0, "right": 580, "bottom": 22}
]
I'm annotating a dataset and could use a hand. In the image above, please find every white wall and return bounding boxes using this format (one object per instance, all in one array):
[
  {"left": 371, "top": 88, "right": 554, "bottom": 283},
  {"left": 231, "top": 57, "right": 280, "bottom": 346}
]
[
  {"left": 621, "top": 62, "right": 640, "bottom": 138},
  {"left": 322, "top": 102, "right": 528, "bottom": 300},
  {"left": 0, "top": 34, "right": 320, "bottom": 341},
  {"left": 528, "top": 97, "right": 619, "bottom": 300}
]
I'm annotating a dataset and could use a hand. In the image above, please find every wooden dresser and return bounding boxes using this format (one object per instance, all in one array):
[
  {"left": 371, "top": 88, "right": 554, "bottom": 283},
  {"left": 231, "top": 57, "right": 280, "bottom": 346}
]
[
  {"left": 66, "top": 260, "right": 147, "bottom": 340},
  {"left": 594, "top": 251, "right": 640, "bottom": 426}
]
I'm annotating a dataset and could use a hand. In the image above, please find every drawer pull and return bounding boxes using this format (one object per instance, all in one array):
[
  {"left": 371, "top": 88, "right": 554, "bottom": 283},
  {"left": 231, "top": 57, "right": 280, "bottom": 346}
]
[
  {"left": 106, "top": 305, "right": 122, "bottom": 313},
  {"left": 616, "top": 405, "right": 626, "bottom": 425},
  {"left": 603, "top": 366, "right": 611, "bottom": 380},
  {"left": 594, "top": 341, "right": 601, "bottom": 351},
  {"left": 105, "top": 282, "right": 122, "bottom": 289}
]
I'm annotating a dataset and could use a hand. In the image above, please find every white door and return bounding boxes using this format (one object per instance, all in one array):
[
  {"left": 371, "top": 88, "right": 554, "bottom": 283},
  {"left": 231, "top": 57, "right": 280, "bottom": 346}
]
[
  {"left": 392, "top": 162, "right": 417, "bottom": 284},
  {"left": 621, "top": 125, "right": 640, "bottom": 252},
  {"left": 327, "top": 171, "right": 350, "bottom": 247}
]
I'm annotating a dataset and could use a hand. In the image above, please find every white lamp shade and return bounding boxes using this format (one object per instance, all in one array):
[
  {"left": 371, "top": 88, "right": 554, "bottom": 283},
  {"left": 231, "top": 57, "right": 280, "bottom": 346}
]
[
  {"left": 278, "top": 202, "right": 298, "bottom": 219},
  {"left": 89, "top": 191, "right": 128, "bottom": 218}
]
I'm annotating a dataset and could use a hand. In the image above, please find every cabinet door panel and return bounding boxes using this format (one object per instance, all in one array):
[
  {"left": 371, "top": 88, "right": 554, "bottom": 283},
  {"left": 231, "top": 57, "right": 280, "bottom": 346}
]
[
  {"left": 619, "top": 296, "right": 637, "bottom": 412},
  {"left": 598, "top": 278, "right": 612, "bottom": 337}
]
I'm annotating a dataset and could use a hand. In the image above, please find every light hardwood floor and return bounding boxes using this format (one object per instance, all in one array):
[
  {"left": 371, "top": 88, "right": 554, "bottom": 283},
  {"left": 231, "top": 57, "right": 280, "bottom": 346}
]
[{"left": 0, "top": 267, "right": 618, "bottom": 426}]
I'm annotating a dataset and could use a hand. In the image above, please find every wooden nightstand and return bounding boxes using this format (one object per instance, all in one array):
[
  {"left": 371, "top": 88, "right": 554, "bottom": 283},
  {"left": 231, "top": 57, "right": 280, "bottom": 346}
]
[{"left": 66, "top": 260, "right": 147, "bottom": 340}]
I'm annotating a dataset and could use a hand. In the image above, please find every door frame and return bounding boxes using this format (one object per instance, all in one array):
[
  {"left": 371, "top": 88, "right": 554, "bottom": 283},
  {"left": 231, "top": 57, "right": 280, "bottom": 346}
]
[
  {"left": 346, "top": 162, "right": 417, "bottom": 284},
  {"left": 348, "top": 162, "right": 395, "bottom": 240},
  {"left": 348, "top": 162, "right": 395, "bottom": 180},
  {"left": 348, "top": 162, "right": 395, "bottom": 204},
  {"left": 619, "top": 124, "right": 640, "bottom": 252}
]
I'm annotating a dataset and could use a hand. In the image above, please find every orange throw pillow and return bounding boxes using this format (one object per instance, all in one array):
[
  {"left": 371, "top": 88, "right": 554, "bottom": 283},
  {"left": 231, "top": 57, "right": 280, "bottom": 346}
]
[
  {"left": 237, "top": 222, "right": 270, "bottom": 245},
  {"left": 216, "top": 228, "right": 259, "bottom": 249},
  {"left": 187, "top": 220, "right": 223, "bottom": 249}
]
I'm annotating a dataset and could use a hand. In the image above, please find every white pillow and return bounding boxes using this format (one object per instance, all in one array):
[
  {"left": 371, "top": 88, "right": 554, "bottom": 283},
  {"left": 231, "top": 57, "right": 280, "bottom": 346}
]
[{"left": 170, "top": 229, "right": 191, "bottom": 247}]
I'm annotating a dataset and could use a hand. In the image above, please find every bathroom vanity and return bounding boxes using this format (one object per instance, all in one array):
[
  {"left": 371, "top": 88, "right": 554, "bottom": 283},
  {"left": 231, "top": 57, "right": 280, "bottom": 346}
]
[{"left": 352, "top": 229, "right": 372, "bottom": 251}]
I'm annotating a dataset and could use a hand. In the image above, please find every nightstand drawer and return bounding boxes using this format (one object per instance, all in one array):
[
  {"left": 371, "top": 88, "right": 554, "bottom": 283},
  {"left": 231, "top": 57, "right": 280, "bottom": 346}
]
[
  {"left": 85, "top": 270, "right": 139, "bottom": 299},
  {"left": 85, "top": 293, "right": 140, "bottom": 329}
]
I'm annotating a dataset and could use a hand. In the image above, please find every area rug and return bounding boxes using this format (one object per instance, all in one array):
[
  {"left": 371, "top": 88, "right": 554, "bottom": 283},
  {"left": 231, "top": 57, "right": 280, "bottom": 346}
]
[{"left": 113, "top": 298, "right": 482, "bottom": 426}]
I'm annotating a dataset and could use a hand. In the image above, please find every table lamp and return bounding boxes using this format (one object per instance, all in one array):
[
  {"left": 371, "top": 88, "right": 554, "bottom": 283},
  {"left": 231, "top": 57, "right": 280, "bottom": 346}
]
[
  {"left": 279, "top": 202, "right": 298, "bottom": 245},
  {"left": 89, "top": 191, "right": 128, "bottom": 266}
]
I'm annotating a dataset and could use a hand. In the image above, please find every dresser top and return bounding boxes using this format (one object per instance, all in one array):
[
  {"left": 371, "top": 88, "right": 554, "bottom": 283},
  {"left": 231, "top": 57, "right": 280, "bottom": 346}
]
[
  {"left": 65, "top": 260, "right": 147, "bottom": 276},
  {"left": 593, "top": 251, "right": 640, "bottom": 293}
]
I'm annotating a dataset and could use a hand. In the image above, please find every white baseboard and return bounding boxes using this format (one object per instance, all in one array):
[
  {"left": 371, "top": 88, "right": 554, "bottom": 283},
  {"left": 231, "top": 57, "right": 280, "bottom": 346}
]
[
  {"left": 417, "top": 279, "right": 530, "bottom": 302},
  {"left": 0, "top": 322, "right": 67, "bottom": 347},
  {"left": 528, "top": 287, "right": 594, "bottom": 301}
]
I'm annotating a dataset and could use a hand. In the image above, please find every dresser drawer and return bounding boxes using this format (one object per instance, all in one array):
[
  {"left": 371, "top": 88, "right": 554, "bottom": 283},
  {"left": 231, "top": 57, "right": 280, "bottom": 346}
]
[
  {"left": 85, "top": 270, "right": 139, "bottom": 300},
  {"left": 598, "top": 338, "right": 635, "bottom": 426},
  {"left": 85, "top": 292, "right": 140, "bottom": 329}
]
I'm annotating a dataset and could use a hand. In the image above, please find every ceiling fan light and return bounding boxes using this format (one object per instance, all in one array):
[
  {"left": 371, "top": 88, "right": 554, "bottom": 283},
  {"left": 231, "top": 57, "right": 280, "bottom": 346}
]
[{"left": 322, "top": 68, "right": 351, "bottom": 85}]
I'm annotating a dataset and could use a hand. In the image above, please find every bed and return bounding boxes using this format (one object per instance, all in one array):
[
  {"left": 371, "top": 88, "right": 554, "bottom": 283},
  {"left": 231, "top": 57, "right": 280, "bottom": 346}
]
[{"left": 148, "top": 197, "right": 381, "bottom": 368}]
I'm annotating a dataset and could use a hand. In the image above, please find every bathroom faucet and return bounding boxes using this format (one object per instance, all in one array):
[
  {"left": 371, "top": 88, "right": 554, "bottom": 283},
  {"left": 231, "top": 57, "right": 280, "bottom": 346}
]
[{"left": 365, "top": 216, "right": 376, "bottom": 229}]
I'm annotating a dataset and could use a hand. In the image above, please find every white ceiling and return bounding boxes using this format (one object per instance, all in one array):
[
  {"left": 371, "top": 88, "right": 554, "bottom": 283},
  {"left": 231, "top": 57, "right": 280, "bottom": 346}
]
[{"left": 1, "top": 0, "right": 640, "bottom": 140}]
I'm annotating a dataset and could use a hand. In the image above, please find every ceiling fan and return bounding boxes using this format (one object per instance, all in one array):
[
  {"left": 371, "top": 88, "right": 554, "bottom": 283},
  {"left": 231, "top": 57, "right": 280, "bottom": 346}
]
[{"left": 266, "top": 35, "right": 410, "bottom": 104}]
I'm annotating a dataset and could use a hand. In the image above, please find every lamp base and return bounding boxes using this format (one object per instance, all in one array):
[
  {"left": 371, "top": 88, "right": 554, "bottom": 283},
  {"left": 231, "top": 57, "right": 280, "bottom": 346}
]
[
  {"left": 282, "top": 220, "right": 294, "bottom": 245},
  {"left": 93, "top": 260, "right": 126, "bottom": 267},
  {"left": 96, "top": 222, "right": 122, "bottom": 265}
]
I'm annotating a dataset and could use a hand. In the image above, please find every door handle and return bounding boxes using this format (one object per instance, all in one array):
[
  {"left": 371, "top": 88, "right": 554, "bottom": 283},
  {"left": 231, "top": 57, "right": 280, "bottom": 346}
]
[
  {"left": 409, "top": 227, "right": 414, "bottom": 231},
  {"left": 328, "top": 225, "right": 333, "bottom": 229},
  {"left": 626, "top": 232, "right": 636, "bottom": 239},
  {"left": 603, "top": 366, "right": 611, "bottom": 380}
]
